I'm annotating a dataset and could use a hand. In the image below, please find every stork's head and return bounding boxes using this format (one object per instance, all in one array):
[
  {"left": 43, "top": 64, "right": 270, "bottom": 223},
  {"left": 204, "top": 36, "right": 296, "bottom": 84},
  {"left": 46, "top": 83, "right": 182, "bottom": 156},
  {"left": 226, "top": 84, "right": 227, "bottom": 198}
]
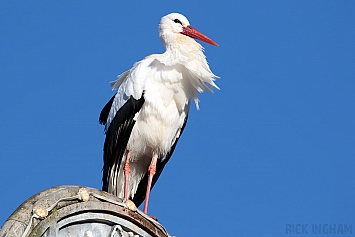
[{"left": 159, "top": 13, "right": 218, "bottom": 48}]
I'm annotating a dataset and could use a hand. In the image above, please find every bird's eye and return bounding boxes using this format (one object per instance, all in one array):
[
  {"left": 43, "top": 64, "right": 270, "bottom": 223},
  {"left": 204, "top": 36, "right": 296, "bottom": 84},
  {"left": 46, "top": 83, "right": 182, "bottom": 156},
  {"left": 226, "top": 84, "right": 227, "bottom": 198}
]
[{"left": 173, "top": 19, "right": 182, "bottom": 25}]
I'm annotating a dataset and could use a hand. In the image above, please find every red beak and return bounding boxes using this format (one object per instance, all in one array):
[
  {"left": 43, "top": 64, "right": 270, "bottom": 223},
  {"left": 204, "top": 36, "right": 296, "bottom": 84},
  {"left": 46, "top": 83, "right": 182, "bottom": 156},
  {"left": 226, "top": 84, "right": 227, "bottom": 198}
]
[{"left": 182, "top": 25, "right": 219, "bottom": 46}]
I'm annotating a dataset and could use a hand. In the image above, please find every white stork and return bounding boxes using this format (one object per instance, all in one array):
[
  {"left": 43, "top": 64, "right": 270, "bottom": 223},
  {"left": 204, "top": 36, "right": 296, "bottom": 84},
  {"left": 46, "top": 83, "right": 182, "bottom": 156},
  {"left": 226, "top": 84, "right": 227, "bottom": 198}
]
[{"left": 99, "top": 13, "right": 219, "bottom": 214}]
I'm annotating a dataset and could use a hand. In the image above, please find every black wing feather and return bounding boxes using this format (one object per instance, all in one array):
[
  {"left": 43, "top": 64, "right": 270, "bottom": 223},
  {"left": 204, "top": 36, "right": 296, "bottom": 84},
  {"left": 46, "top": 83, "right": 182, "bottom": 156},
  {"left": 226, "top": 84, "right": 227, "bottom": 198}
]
[
  {"left": 132, "top": 115, "right": 188, "bottom": 207},
  {"left": 99, "top": 94, "right": 115, "bottom": 125},
  {"left": 101, "top": 94, "right": 145, "bottom": 194}
]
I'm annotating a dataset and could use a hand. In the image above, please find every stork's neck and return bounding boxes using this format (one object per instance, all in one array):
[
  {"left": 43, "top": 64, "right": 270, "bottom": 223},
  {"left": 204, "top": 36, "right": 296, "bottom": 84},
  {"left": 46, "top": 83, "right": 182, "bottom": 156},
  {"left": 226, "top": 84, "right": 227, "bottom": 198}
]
[
  {"left": 161, "top": 31, "right": 202, "bottom": 51},
  {"left": 157, "top": 30, "right": 218, "bottom": 110},
  {"left": 159, "top": 32, "right": 204, "bottom": 64}
]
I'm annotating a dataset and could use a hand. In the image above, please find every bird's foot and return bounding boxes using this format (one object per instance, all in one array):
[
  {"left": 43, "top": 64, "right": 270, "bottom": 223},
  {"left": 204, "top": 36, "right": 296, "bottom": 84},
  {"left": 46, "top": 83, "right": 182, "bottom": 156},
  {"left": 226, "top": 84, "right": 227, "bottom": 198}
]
[{"left": 149, "top": 215, "right": 158, "bottom": 221}]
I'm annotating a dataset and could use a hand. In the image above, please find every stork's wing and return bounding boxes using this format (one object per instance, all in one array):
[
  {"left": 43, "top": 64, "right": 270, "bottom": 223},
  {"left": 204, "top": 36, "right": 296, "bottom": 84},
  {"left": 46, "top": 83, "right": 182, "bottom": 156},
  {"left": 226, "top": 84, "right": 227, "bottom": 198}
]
[
  {"left": 132, "top": 115, "right": 188, "bottom": 207},
  {"left": 100, "top": 94, "right": 145, "bottom": 195},
  {"left": 100, "top": 57, "right": 153, "bottom": 194}
]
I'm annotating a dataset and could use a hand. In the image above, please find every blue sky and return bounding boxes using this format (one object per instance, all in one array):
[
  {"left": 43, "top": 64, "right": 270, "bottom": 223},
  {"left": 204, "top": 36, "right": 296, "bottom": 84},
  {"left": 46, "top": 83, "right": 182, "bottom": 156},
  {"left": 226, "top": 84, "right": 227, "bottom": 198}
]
[{"left": 1, "top": 1, "right": 354, "bottom": 236}]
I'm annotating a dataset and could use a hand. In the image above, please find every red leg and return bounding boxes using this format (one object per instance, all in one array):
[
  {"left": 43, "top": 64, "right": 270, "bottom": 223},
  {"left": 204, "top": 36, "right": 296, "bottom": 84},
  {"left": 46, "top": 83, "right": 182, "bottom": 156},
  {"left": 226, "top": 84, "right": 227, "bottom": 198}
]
[
  {"left": 123, "top": 150, "right": 131, "bottom": 199},
  {"left": 143, "top": 153, "right": 158, "bottom": 214}
]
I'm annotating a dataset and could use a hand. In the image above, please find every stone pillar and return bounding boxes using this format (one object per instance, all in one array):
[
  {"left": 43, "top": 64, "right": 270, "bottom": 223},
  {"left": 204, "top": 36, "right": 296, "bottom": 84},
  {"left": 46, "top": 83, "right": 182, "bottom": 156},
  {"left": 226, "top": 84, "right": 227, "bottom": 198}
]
[{"left": 0, "top": 186, "right": 170, "bottom": 237}]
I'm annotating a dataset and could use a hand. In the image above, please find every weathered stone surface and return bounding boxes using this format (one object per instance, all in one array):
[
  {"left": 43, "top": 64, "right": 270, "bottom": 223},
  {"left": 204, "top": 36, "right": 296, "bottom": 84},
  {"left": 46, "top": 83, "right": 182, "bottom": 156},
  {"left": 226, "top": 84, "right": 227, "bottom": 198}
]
[{"left": 0, "top": 186, "right": 169, "bottom": 237}]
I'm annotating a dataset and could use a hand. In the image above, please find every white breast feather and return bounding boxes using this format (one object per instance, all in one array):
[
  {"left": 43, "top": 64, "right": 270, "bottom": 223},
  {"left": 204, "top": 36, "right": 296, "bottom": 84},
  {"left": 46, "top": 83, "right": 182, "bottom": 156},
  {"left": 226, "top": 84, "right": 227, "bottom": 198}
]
[{"left": 105, "top": 39, "right": 218, "bottom": 139}]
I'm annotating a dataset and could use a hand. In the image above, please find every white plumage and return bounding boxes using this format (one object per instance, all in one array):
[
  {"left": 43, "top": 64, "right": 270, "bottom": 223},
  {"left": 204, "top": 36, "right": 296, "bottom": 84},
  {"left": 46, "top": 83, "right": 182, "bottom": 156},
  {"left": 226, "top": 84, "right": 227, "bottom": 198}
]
[{"left": 100, "top": 13, "right": 218, "bottom": 214}]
